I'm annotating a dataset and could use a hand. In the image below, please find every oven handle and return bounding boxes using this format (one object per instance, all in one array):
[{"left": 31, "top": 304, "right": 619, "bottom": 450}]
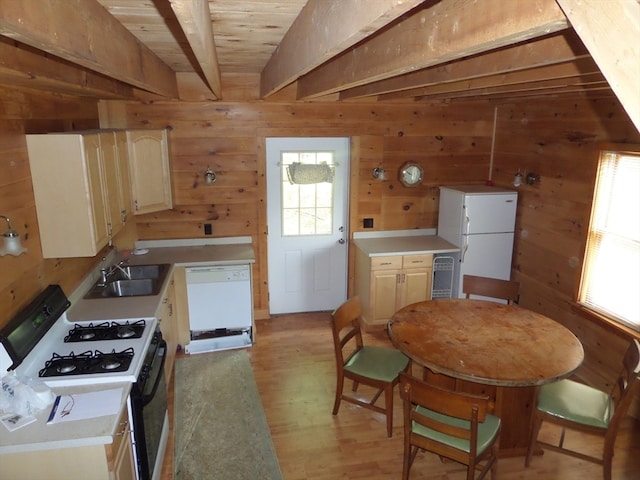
[{"left": 142, "top": 339, "right": 167, "bottom": 407}]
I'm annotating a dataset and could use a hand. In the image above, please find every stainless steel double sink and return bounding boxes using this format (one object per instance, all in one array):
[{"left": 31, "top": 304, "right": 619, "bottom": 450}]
[{"left": 84, "top": 264, "right": 170, "bottom": 299}]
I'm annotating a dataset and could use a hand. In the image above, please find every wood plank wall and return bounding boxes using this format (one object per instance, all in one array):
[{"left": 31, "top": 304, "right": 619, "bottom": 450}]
[
  {"left": 0, "top": 85, "right": 104, "bottom": 323},
  {"left": 492, "top": 97, "right": 640, "bottom": 408},
  {"left": 1, "top": 81, "right": 638, "bottom": 415},
  {"left": 123, "top": 99, "right": 497, "bottom": 320}
]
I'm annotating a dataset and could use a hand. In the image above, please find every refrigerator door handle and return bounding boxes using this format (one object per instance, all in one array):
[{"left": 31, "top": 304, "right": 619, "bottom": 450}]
[
  {"left": 461, "top": 236, "right": 469, "bottom": 262},
  {"left": 464, "top": 213, "right": 470, "bottom": 236}
]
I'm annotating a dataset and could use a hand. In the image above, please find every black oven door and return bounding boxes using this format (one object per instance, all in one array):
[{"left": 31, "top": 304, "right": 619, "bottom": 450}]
[{"left": 131, "top": 328, "right": 168, "bottom": 480}]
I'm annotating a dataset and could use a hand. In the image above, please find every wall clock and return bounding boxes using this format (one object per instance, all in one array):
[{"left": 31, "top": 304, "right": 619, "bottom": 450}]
[{"left": 399, "top": 162, "right": 424, "bottom": 187}]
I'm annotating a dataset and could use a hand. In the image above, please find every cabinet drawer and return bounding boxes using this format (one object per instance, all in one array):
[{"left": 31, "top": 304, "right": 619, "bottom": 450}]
[
  {"left": 402, "top": 254, "right": 433, "bottom": 269},
  {"left": 371, "top": 256, "right": 403, "bottom": 270}
]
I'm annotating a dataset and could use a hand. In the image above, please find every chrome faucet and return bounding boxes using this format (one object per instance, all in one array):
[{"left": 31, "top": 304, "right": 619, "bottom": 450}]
[{"left": 97, "top": 257, "right": 130, "bottom": 286}]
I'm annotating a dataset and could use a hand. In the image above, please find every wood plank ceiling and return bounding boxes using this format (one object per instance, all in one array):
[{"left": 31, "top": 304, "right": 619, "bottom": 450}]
[{"left": 0, "top": 0, "right": 638, "bottom": 129}]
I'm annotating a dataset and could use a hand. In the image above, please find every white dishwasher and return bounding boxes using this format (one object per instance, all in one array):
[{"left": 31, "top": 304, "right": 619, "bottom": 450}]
[{"left": 184, "top": 264, "right": 253, "bottom": 354}]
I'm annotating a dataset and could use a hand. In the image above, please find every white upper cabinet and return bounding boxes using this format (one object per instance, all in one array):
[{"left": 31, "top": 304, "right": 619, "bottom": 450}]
[{"left": 126, "top": 129, "right": 173, "bottom": 215}]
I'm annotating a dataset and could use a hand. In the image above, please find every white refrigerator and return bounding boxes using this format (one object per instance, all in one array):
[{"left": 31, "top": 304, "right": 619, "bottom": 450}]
[{"left": 437, "top": 185, "right": 518, "bottom": 299}]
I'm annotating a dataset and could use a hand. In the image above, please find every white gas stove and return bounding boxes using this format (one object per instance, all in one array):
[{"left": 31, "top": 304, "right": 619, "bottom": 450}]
[
  {"left": 1, "top": 285, "right": 157, "bottom": 388},
  {"left": 1, "top": 285, "right": 168, "bottom": 480}
]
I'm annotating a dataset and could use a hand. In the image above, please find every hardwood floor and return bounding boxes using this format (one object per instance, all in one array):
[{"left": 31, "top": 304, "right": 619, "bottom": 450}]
[{"left": 162, "top": 312, "right": 640, "bottom": 479}]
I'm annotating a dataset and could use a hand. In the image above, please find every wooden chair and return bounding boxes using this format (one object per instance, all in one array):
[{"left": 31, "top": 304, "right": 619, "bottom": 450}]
[
  {"left": 525, "top": 339, "right": 640, "bottom": 480},
  {"left": 330, "top": 296, "right": 410, "bottom": 437},
  {"left": 462, "top": 274, "right": 520, "bottom": 304},
  {"left": 399, "top": 372, "right": 501, "bottom": 480}
]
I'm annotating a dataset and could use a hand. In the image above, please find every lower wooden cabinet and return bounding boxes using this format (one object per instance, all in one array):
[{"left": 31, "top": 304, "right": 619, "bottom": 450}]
[
  {"left": 0, "top": 405, "right": 135, "bottom": 480},
  {"left": 355, "top": 250, "right": 433, "bottom": 329},
  {"left": 157, "top": 271, "right": 177, "bottom": 385},
  {"left": 107, "top": 407, "right": 136, "bottom": 480}
]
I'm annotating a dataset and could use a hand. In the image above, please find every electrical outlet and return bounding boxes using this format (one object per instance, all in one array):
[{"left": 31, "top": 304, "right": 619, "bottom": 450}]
[
  {"left": 204, "top": 223, "right": 212, "bottom": 235},
  {"left": 363, "top": 218, "right": 374, "bottom": 228}
]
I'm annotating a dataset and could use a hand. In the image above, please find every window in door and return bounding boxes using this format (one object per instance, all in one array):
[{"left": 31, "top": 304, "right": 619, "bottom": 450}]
[
  {"left": 280, "top": 151, "right": 335, "bottom": 236},
  {"left": 578, "top": 146, "right": 640, "bottom": 331}
]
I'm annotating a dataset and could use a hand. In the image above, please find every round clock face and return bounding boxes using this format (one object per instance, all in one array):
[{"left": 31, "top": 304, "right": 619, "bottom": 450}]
[{"left": 399, "top": 162, "right": 424, "bottom": 187}]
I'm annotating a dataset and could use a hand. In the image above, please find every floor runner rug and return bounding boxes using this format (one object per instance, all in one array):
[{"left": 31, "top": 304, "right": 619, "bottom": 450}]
[{"left": 174, "top": 349, "right": 283, "bottom": 480}]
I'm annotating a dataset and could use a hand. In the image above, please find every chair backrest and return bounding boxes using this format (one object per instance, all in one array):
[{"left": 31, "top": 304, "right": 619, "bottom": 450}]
[
  {"left": 399, "top": 372, "right": 491, "bottom": 458},
  {"left": 330, "top": 296, "right": 365, "bottom": 368},
  {"left": 463, "top": 274, "right": 520, "bottom": 304},
  {"left": 606, "top": 339, "right": 640, "bottom": 439}
]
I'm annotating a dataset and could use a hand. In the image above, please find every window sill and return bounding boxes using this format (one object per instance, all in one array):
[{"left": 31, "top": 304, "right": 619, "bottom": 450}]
[{"left": 572, "top": 303, "right": 640, "bottom": 340}]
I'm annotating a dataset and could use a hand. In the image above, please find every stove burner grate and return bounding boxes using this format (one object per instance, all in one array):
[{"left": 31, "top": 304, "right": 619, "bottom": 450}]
[
  {"left": 39, "top": 348, "right": 135, "bottom": 378},
  {"left": 64, "top": 319, "right": 146, "bottom": 343}
]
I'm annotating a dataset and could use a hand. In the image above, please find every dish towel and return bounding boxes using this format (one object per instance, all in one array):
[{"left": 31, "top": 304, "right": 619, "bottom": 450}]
[{"left": 286, "top": 162, "right": 334, "bottom": 184}]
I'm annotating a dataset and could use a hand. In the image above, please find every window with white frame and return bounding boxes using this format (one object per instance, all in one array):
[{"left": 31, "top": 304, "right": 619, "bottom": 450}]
[
  {"left": 280, "top": 151, "right": 335, "bottom": 236},
  {"left": 578, "top": 146, "right": 640, "bottom": 331}
]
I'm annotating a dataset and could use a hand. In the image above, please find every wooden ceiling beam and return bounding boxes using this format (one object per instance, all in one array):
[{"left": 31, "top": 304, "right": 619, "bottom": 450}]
[
  {"left": 556, "top": 0, "right": 640, "bottom": 131},
  {"left": 297, "top": 0, "right": 570, "bottom": 100},
  {"left": 168, "top": 0, "right": 221, "bottom": 99},
  {"left": 0, "top": 0, "right": 179, "bottom": 98},
  {"left": 379, "top": 58, "right": 602, "bottom": 101},
  {"left": 259, "top": 0, "right": 425, "bottom": 98},
  {"left": 413, "top": 76, "right": 611, "bottom": 102},
  {"left": 0, "top": 38, "right": 134, "bottom": 99},
  {"left": 339, "top": 32, "right": 589, "bottom": 100},
  {"left": 435, "top": 85, "right": 613, "bottom": 103}
]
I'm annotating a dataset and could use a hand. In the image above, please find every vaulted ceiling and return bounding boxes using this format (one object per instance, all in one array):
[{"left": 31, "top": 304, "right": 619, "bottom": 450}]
[{"left": 0, "top": 0, "right": 638, "bottom": 129}]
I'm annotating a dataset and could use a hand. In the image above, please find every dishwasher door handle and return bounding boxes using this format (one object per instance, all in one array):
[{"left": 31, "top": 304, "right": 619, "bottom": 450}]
[{"left": 186, "top": 267, "right": 220, "bottom": 273}]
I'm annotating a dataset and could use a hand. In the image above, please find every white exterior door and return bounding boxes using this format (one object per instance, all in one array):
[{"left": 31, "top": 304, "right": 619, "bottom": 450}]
[{"left": 266, "top": 137, "right": 350, "bottom": 314}]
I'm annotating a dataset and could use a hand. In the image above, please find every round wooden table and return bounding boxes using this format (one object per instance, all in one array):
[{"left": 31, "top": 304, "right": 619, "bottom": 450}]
[{"left": 388, "top": 299, "right": 584, "bottom": 456}]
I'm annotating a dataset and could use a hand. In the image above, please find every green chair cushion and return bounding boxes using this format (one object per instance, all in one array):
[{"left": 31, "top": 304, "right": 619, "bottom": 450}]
[
  {"left": 344, "top": 345, "right": 409, "bottom": 382},
  {"left": 536, "top": 379, "right": 611, "bottom": 429},
  {"left": 412, "top": 406, "right": 501, "bottom": 454}
]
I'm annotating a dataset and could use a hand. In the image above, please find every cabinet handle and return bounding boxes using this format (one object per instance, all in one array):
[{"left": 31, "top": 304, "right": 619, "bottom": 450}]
[
  {"left": 380, "top": 262, "right": 392, "bottom": 266},
  {"left": 117, "top": 420, "right": 130, "bottom": 436}
]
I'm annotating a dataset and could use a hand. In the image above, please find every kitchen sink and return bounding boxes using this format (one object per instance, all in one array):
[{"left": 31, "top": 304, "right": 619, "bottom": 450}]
[
  {"left": 104, "top": 279, "right": 156, "bottom": 297},
  {"left": 84, "top": 263, "right": 170, "bottom": 299},
  {"left": 111, "top": 264, "right": 166, "bottom": 280}
]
